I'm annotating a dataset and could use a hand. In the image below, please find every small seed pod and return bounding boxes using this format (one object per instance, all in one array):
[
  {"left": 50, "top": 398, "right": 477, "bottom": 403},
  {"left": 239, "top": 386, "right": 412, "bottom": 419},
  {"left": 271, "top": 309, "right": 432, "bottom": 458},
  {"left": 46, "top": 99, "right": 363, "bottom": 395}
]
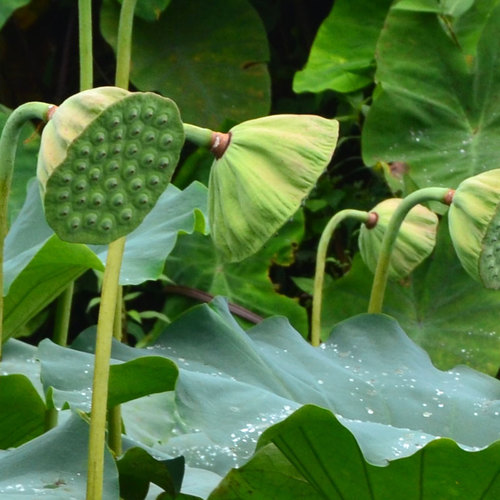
[
  {"left": 208, "top": 114, "right": 339, "bottom": 262},
  {"left": 448, "top": 169, "right": 500, "bottom": 289},
  {"left": 359, "top": 198, "right": 439, "bottom": 279},
  {"left": 37, "top": 86, "right": 184, "bottom": 244}
]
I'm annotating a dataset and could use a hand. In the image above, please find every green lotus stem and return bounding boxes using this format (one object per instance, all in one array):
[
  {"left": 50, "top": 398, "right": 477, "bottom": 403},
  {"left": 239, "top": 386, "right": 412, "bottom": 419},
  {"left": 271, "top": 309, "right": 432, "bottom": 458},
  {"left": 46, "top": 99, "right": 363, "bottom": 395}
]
[
  {"left": 115, "top": 0, "right": 138, "bottom": 89},
  {"left": 368, "top": 187, "right": 453, "bottom": 314},
  {"left": 86, "top": 236, "right": 126, "bottom": 500},
  {"left": 53, "top": 282, "right": 75, "bottom": 346},
  {"left": 107, "top": 284, "right": 123, "bottom": 456},
  {"left": 311, "top": 209, "right": 373, "bottom": 347},
  {"left": 0, "top": 102, "right": 52, "bottom": 360},
  {"left": 87, "top": 1, "right": 136, "bottom": 496},
  {"left": 78, "top": 0, "right": 93, "bottom": 90},
  {"left": 183, "top": 123, "right": 215, "bottom": 147}
]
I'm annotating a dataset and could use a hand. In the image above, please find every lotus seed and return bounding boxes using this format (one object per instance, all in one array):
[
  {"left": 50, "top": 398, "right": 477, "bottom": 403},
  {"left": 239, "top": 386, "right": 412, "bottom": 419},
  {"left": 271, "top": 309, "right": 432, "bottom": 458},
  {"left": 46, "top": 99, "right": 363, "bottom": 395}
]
[
  {"left": 76, "top": 196, "right": 87, "bottom": 205},
  {"left": 100, "top": 218, "right": 113, "bottom": 231},
  {"left": 156, "top": 114, "right": 169, "bottom": 126},
  {"left": 130, "top": 125, "right": 142, "bottom": 137},
  {"left": 120, "top": 208, "right": 133, "bottom": 221},
  {"left": 79, "top": 145, "right": 90, "bottom": 157},
  {"left": 112, "top": 193, "right": 125, "bottom": 206},
  {"left": 112, "top": 128, "right": 124, "bottom": 141},
  {"left": 125, "top": 164, "right": 137, "bottom": 176},
  {"left": 111, "top": 144, "right": 122, "bottom": 155},
  {"left": 160, "top": 134, "right": 173, "bottom": 148},
  {"left": 127, "top": 108, "right": 139, "bottom": 121},
  {"left": 142, "top": 107, "right": 154, "bottom": 120},
  {"left": 143, "top": 131, "right": 156, "bottom": 143},
  {"left": 59, "top": 205, "right": 70, "bottom": 217},
  {"left": 130, "top": 178, "right": 143, "bottom": 190},
  {"left": 74, "top": 179, "right": 87, "bottom": 192},
  {"left": 61, "top": 173, "right": 72, "bottom": 184},
  {"left": 85, "top": 214, "right": 98, "bottom": 226},
  {"left": 109, "top": 115, "right": 121, "bottom": 127},
  {"left": 158, "top": 157, "right": 169, "bottom": 169},
  {"left": 93, "top": 131, "right": 106, "bottom": 144},
  {"left": 58, "top": 190, "right": 70, "bottom": 201},
  {"left": 70, "top": 217, "right": 81, "bottom": 229},
  {"left": 126, "top": 144, "right": 139, "bottom": 157},
  {"left": 148, "top": 175, "right": 160, "bottom": 186},
  {"left": 92, "top": 193, "right": 104, "bottom": 206},
  {"left": 76, "top": 161, "right": 87, "bottom": 172},
  {"left": 141, "top": 153, "right": 155, "bottom": 166},
  {"left": 136, "top": 193, "right": 149, "bottom": 205},
  {"left": 106, "top": 178, "right": 119, "bottom": 190},
  {"left": 94, "top": 149, "right": 107, "bottom": 162},
  {"left": 89, "top": 168, "right": 101, "bottom": 181},
  {"left": 107, "top": 161, "right": 120, "bottom": 172}
]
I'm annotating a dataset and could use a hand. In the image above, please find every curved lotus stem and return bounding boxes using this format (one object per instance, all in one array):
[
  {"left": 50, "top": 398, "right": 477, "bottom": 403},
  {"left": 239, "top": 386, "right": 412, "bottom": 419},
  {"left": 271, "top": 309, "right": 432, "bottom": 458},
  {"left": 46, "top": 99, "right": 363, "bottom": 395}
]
[
  {"left": 0, "top": 102, "right": 53, "bottom": 360},
  {"left": 368, "top": 187, "right": 454, "bottom": 314},
  {"left": 311, "top": 209, "right": 375, "bottom": 347}
]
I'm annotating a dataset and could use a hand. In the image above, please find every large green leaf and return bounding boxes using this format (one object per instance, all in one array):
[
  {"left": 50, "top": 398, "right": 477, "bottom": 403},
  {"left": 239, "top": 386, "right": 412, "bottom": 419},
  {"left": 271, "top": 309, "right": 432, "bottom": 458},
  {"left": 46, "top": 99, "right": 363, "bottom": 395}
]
[
  {"left": 39, "top": 335, "right": 178, "bottom": 410},
  {"left": 0, "top": 413, "right": 119, "bottom": 499},
  {"left": 65, "top": 298, "right": 500, "bottom": 500},
  {"left": 362, "top": 1, "right": 500, "bottom": 189},
  {"left": 294, "top": 0, "right": 392, "bottom": 94},
  {"left": 301, "top": 218, "right": 500, "bottom": 375},
  {"left": 164, "top": 213, "right": 308, "bottom": 335},
  {"left": 3, "top": 234, "right": 104, "bottom": 340},
  {"left": 211, "top": 405, "right": 500, "bottom": 499},
  {"left": 0, "top": 375, "right": 46, "bottom": 449},
  {"left": 92, "top": 181, "right": 208, "bottom": 285},
  {"left": 100, "top": 0, "right": 270, "bottom": 129}
]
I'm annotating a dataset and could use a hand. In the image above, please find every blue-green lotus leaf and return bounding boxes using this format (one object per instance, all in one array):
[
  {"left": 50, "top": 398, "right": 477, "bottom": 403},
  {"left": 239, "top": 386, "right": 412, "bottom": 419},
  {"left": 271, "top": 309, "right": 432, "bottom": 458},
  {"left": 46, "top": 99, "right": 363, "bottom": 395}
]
[{"left": 209, "top": 115, "right": 339, "bottom": 262}]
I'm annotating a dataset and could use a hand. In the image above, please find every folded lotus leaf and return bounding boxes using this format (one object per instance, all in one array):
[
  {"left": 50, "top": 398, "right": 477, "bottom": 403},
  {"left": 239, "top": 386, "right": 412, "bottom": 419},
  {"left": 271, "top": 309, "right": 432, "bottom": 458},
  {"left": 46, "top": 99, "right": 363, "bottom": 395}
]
[
  {"left": 208, "top": 114, "right": 339, "bottom": 262},
  {"left": 448, "top": 169, "right": 500, "bottom": 289},
  {"left": 37, "top": 87, "right": 184, "bottom": 245},
  {"left": 359, "top": 198, "right": 438, "bottom": 279}
]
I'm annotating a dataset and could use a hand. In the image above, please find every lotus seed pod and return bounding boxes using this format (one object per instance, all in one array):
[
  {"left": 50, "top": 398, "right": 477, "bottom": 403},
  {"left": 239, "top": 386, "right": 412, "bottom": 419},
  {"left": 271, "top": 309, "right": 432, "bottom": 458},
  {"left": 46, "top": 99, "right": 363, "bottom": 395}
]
[
  {"left": 208, "top": 114, "right": 339, "bottom": 262},
  {"left": 448, "top": 169, "right": 500, "bottom": 289},
  {"left": 359, "top": 198, "right": 438, "bottom": 279},
  {"left": 37, "top": 87, "right": 184, "bottom": 244}
]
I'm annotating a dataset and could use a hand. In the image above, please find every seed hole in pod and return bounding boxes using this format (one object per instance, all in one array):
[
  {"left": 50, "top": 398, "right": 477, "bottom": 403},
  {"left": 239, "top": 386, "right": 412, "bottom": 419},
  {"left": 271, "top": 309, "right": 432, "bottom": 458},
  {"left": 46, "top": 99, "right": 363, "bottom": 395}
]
[
  {"left": 74, "top": 179, "right": 88, "bottom": 192},
  {"left": 120, "top": 208, "right": 133, "bottom": 221},
  {"left": 75, "top": 161, "right": 87, "bottom": 172},
  {"left": 94, "top": 148, "right": 108, "bottom": 162},
  {"left": 112, "top": 193, "right": 125, "bottom": 206},
  {"left": 58, "top": 190, "right": 70, "bottom": 201},
  {"left": 93, "top": 131, "right": 106, "bottom": 144},
  {"left": 129, "top": 125, "right": 143, "bottom": 137},
  {"left": 112, "top": 128, "right": 124, "bottom": 141},
  {"left": 85, "top": 213, "right": 97, "bottom": 226},
  {"left": 92, "top": 193, "right": 105, "bottom": 206},
  {"left": 141, "top": 153, "right": 155, "bottom": 166},
  {"left": 126, "top": 144, "right": 139, "bottom": 157},
  {"left": 100, "top": 218, "right": 113, "bottom": 231},
  {"left": 109, "top": 115, "right": 121, "bottom": 128},
  {"left": 112, "top": 144, "right": 122, "bottom": 155},
  {"left": 156, "top": 114, "right": 169, "bottom": 126},
  {"left": 129, "top": 178, "right": 143, "bottom": 191},
  {"left": 70, "top": 217, "right": 81, "bottom": 230},
  {"left": 142, "top": 107, "right": 155, "bottom": 120},
  {"left": 160, "top": 134, "right": 173, "bottom": 148},
  {"left": 61, "top": 173, "right": 73, "bottom": 184},
  {"left": 125, "top": 164, "right": 137, "bottom": 177},
  {"left": 59, "top": 205, "right": 71, "bottom": 217},
  {"left": 127, "top": 108, "right": 139, "bottom": 122},
  {"left": 76, "top": 195, "right": 87, "bottom": 205},
  {"left": 79, "top": 144, "right": 91, "bottom": 157},
  {"left": 136, "top": 193, "right": 149, "bottom": 206},
  {"left": 143, "top": 131, "right": 156, "bottom": 143},
  {"left": 157, "top": 157, "right": 170, "bottom": 169},
  {"left": 148, "top": 175, "right": 160, "bottom": 186},
  {"left": 107, "top": 160, "right": 120, "bottom": 173},
  {"left": 106, "top": 177, "right": 119, "bottom": 190},
  {"left": 89, "top": 168, "right": 101, "bottom": 182}
]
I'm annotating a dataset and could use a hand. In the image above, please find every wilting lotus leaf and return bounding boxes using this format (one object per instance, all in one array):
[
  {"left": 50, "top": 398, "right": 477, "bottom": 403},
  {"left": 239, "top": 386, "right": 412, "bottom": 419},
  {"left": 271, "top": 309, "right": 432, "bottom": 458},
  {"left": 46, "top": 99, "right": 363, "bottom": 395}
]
[
  {"left": 209, "top": 114, "right": 339, "bottom": 262},
  {"left": 37, "top": 86, "right": 184, "bottom": 245},
  {"left": 449, "top": 169, "right": 500, "bottom": 289},
  {"left": 359, "top": 198, "right": 439, "bottom": 279}
]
